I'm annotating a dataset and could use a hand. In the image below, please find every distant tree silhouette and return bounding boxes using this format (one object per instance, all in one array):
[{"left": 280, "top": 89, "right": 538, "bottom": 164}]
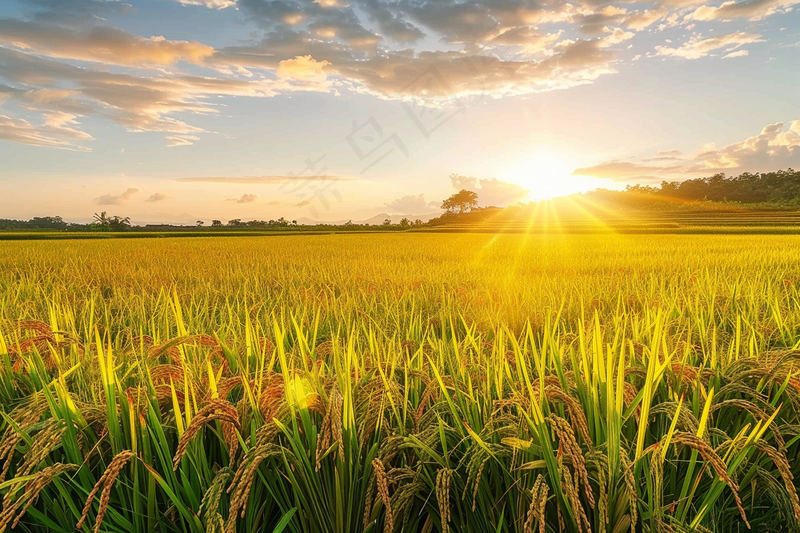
[
  {"left": 623, "top": 169, "right": 800, "bottom": 204},
  {"left": 29, "top": 216, "right": 67, "bottom": 229},
  {"left": 92, "top": 211, "right": 131, "bottom": 231},
  {"left": 442, "top": 189, "right": 479, "bottom": 214},
  {"left": 93, "top": 211, "right": 110, "bottom": 228}
]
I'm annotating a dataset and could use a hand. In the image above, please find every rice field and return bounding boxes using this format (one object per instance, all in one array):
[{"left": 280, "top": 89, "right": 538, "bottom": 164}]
[{"left": 0, "top": 233, "right": 799, "bottom": 533}]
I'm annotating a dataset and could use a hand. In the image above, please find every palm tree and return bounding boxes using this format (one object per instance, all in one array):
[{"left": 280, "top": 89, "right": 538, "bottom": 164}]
[
  {"left": 93, "top": 211, "right": 110, "bottom": 231},
  {"left": 93, "top": 211, "right": 109, "bottom": 225}
]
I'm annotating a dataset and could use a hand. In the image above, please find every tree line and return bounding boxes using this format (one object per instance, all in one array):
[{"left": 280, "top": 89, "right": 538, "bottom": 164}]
[
  {"left": 623, "top": 168, "right": 800, "bottom": 204},
  {"left": 0, "top": 212, "right": 428, "bottom": 232},
  {"left": 4, "top": 169, "right": 800, "bottom": 232}
]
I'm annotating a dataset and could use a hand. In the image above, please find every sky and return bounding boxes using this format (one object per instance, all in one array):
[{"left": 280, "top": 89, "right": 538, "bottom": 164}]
[{"left": 0, "top": 0, "right": 798, "bottom": 224}]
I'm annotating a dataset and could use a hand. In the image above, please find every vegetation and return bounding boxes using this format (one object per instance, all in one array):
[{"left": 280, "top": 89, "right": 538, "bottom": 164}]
[
  {"left": 427, "top": 169, "right": 800, "bottom": 227},
  {"left": 6, "top": 169, "right": 800, "bottom": 237},
  {"left": 0, "top": 215, "right": 424, "bottom": 235},
  {"left": 625, "top": 168, "right": 800, "bottom": 205},
  {"left": 0, "top": 216, "right": 73, "bottom": 231},
  {"left": 0, "top": 234, "right": 798, "bottom": 532},
  {"left": 92, "top": 212, "right": 133, "bottom": 232},
  {"left": 441, "top": 189, "right": 479, "bottom": 214}
]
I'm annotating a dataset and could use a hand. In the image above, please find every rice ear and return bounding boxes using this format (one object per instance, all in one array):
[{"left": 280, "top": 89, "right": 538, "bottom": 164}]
[{"left": 77, "top": 450, "right": 136, "bottom": 533}]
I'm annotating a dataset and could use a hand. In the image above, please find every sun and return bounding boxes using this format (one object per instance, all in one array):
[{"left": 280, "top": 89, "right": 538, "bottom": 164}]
[{"left": 505, "top": 154, "right": 600, "bottom": 201}]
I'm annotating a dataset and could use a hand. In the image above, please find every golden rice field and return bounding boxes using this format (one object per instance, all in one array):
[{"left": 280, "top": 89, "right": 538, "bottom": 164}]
[{"left": 0, "top": 234, "right": 799, "bottom": 533}]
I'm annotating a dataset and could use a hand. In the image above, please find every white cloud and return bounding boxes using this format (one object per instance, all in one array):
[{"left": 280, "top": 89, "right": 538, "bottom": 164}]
[
  {"left": 166, "top": 135, "right": 200, "bottom": 148},
  {"left": 689, "top": 0, "right": 800, "bottom": 21},
  {"left": 0, "top": 112, "right": 92, "bottom": 151},
  {"left": 0, "top": 0, "right": 790, "bottom": 151},
  {"left": 0, "top": 21, "right": 215, "bottom": 67},
  {"left": 695, "top": 120, "right": 800, "bottom": 171},
  {"left": 573, "top": 119, "right": 800, "bottom": 182},
  {"left": 277, "top": 55, "right": 331, "bottom": 82},
  {"left": 723, "top": 49, "right": 749, "bottom": 58},
  {"left": 655, "top": 32, "right": 763, "bottom": 60},
  {"left": 168, "top": 0, "right": 235, "bottom": 9}
]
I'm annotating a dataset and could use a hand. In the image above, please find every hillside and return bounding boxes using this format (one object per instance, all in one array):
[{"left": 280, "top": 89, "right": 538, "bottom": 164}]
[{"left": 427, "top": 170, "right": 800, "bottom": 233}]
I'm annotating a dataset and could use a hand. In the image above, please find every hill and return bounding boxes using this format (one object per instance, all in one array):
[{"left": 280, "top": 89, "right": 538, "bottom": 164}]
[{"left": 427, "top": 169, "right": 800, "bottom": 233}]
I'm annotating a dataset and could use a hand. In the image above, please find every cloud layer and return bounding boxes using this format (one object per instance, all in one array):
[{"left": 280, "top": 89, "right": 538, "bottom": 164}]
[
  {"left": 0, "top": 0, "right": 794, "bottom": 154},
  {"left": 573, "top": 120, "right": 800, "bottom": 183}
]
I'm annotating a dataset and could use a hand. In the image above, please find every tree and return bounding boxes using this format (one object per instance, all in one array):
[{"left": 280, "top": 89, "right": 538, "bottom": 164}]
[
  {"left": 382, "top": 218, "right": 392, "bottom": 226},
  {"left": 399, "top": 217, "right": 411, "bottom": 229},
  {"left": 30, "top": 216, "right": 67, "bottom": 230},
  {"left": 441, "top": 189, "right": 478, "bottom": 214},
  {"left": 108, "top": 216, "right": 131, "bottom": 231},
  {"left": 92, "top": 212, "right": 131, "bottom": 232},
  {"left": 196, "top": 220, "right": 205, "bottom": 227},
  {"left": 92, "top": 211, "right": 110, "bottom": 230},
  {"left": 211, "top": 220, "right": 222, "bottom": 227}
]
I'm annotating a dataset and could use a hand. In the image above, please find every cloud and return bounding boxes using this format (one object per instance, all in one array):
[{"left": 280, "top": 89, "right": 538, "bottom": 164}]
[
  {"left": 214, "top": 31, "right": 625, "bottom": 100},
  {"left": 689, "top": 0, "right": 800, "bottom": 21},
  {"left": 598, "top": 27, "right": 635, "bottom": 49},
  {"left": 175, "top": 175, "right": 345, "bottom": 184},
  {"left": 359, "top": 1, "right": 425, "bottom": 43},
  {"left": 0, "top": 0, "right": 788, "bottom": 150},
  {"left": 146, "top": 193, "right": 168, "bottom": 202},
  {"left": 384, "top": 193, "right": 436, "bottom": 213},
  {"left": 0, "top": 41, "right": 335, "bottom": 147},
  {"left": 572, "top": 161, "right": 684, "bottom": 183},
  {"left": 384, "top": 0, "right": 577, "bottom": 45},
  {"left": 573, "top": 119, "right": 800, "bottom": 182},
  {"left": 96, "top": 187, "right": 139, "bottom": 205},
  {"left": 228, "top": 193, "right": 257, "bottom": 203},
  {"left": 450, "top": 175, "right": 530, "bottom": 207},
  {"left": 169, "top": 0, "right": 235, "bottom": 9},
  {"left": 23, "top": 0, "right": 134, "bottom": 25},
  {"left": 295, "top": 200, "right": 311, "bottom": 207},
  {"left": 0, "top": 21, "right": 216, "bottom": 67},
  {"left": 0, "top": 111, "right": 93, "bottom": 151},
  {"left": 723, "top": 49, "right": 749, "bottom": 59},
  {"left": 165, "top": 135, "right": 200, "bottom": 147},
  {"left": 644, "top": 149, "right": 684, "bottom": 162},
  {"left": 655, "top": 32, "right": 763, "bottom": 59},
  {"left": 694, "top": 120, "right": 800, "bottom": 171},
  {"left": 277, "top": 55, "right": 331, "bottom": 82},
  {"left": 622, "top": 8, "right": 670, "bottom": 31}
]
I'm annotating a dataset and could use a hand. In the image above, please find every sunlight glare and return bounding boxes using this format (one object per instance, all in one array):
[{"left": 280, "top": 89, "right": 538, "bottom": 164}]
[{"left": 506, "top": 155, "right": 603, "bottom": 201}]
